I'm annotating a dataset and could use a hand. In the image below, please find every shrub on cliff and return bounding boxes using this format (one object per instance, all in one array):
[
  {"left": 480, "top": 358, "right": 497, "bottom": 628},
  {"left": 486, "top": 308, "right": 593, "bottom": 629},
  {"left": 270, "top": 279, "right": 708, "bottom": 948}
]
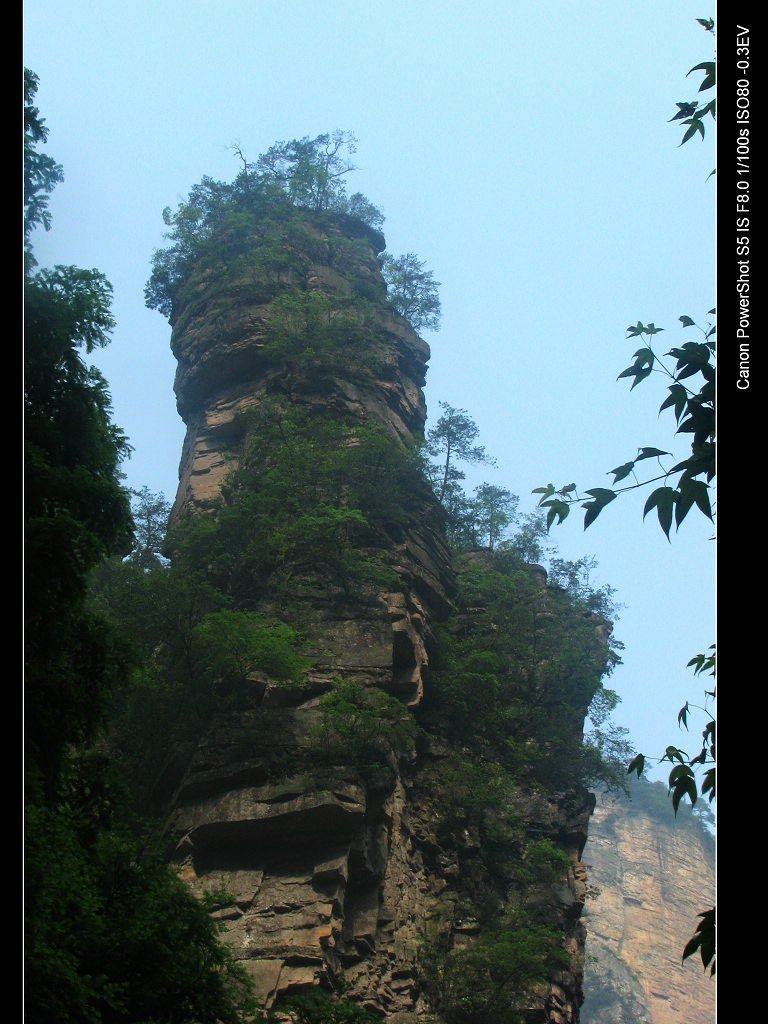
[
  {"left": 310, "top": 677, "right": 420, "bottom": 777},
  {"left": 145, "top": 132, "right": 444, "bottom": 341},
  {"left": 167, "top": 404, "right": 420, "bottom": 602},
  {"left": 421, "top": 554, "right": 622, "bottom": 793},
  {"left": 272, "top": 987, "right": 379, "bottom": 1023},
  {"left": 419, "top": 922, "right": 568, "bottom": 1024}
]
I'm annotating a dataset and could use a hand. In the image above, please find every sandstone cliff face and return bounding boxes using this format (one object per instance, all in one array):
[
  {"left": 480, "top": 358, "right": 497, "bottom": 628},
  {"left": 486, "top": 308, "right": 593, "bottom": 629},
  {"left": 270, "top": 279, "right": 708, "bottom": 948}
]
[
  {"left": 162, "top": 209, "right": 601, "bottom": 1021},
  {"left": 580, "top": 781, "right": 715, "bottom": 1024},
  {"left": 169, "top": 216, "right": 428, "bottom": 517}
]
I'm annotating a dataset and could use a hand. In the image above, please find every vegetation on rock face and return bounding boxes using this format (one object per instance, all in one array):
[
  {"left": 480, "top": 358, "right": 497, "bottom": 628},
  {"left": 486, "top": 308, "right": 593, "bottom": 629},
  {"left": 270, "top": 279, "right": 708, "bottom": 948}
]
[
  {"left": 310, "top": 677, "right": 421, "bottom": 777},
  {"left": 119, "top": 237, "right": 627, "bottom": 1019},
  {"left": 144, "top": 129, "right": 440, "bottom": 338},
  {"left": 268, "top": 988, "right": 381, "bottom": 1023},
  {"left": 167, "top": 401, "right": 425, "bottom": 604},
  {"left": 420, "top": 921, "right": 568, "bottom": 1024},
  {"left": 144, "top": 130, "right": 381, "bottom": 323},
  {"left": 379, "top": 251, "right": 442, "bottom": 334},
  {"left": 421, "top": 552, "right": 623, "bottom": 793},
  {"left": 26, "top": 800, "right": 258, "bottom": 1024}
]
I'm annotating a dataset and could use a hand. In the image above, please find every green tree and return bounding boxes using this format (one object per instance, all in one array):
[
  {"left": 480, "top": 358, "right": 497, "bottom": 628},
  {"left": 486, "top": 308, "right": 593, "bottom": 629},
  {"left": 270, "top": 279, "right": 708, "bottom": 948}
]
[
  {"left": 582, "top": 685, "right": 636, "bottom": 796},
  {"left": 126, "top": 485, "right": 171, "bottom": 569},
  {"left": 419, "top": 922, "right": 568, "bottom": 1024},
  {"left": 26, "top": 802, "right": 257, "bottom": 1024},
  {"left": 380, "top": 250, "right": 441, "bottom": 333},
  {"left": 422, "top": 552, "right": 621, "bottom": 793},
  {"left": 426, "top": 402, "right": 496, "bottom": 506},
  {"left": 165, "top": 403, "right": 417, "bottom": 603},
  {"left": 275, "top": 988, "right": 379, "bottom": 1023},
  {"left": 24, "top": 69, "right": 134, "bottom": 798},
  {"left": 310, "top": 677, "right": 419, "bottom": 776},
  {"left": 23, "top": 68, "right": 63, "bottom": 272},
  {"left": 254, "top": 130, "right": 361, "bottom": 214},
  {"left": 469, "top": 483, "right": 518, "bottom": 550},
  {"left": 192, "top": 610, "right": 309, "bottom": 699},
  {"left": 24, "top": 72, "right": 258, "bottom": 1022},
  {"left": 90, "top": 558, "right": 230, "bottom": 814}
]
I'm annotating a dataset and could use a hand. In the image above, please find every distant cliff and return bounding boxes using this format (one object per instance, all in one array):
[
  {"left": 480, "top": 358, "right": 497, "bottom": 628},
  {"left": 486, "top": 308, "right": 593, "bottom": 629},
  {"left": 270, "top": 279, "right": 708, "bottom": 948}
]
[
  {"left": 159, "top": 204, "right": 614, "bottom": 1022},
  {"left": 580, "top": 777, "right": 715, "bottom": 1024}
]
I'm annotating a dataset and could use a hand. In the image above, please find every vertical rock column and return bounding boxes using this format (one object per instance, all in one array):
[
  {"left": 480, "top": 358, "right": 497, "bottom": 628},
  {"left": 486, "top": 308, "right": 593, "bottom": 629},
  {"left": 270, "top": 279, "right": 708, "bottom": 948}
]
[{"left": 164, "top": 210, "right": 458, "bottom": 1016}]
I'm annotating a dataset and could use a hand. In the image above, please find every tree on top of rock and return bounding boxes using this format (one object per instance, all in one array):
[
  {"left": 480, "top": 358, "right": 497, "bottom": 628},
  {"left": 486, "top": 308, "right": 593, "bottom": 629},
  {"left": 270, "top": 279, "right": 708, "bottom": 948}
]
[{"left": 380, "top": 251, "right": 441, "bottom": 334}]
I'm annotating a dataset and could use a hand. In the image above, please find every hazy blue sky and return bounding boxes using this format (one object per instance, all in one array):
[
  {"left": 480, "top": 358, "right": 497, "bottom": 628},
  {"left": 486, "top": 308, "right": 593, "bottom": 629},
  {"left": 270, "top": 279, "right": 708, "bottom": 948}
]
[{"left": 24, "top": 0, "right": 716, "bottom": 787}]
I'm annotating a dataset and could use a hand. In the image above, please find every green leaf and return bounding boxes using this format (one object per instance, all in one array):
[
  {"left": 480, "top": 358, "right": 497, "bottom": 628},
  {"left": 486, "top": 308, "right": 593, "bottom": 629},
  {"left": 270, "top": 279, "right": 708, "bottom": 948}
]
[
  {"left": 701, "top": 767, "right": 715, "bottom": 800},
  {"left": 610, "top": 461, "right": 635, "bottom": 484},
  {"left": 681, "top": 119, "right": 705, "bottom": 145},
  {"left": 617, "top": 364, "right": 653, "bottom": 389},
  {"left": 532, "top": 484, "right": 555, "bottom": 500},
  {"left": 670, "top": 102, "right": 698, "bottom": 121},
  {"left": 683, "top": 908, "right": 715, "bottom": 975},
  {"left": 663, "top": 745, "right": 686, "bottom": 764},
  {"left": 659, "top": 383, "right": 689, "bottom": 423},
  {"left": 669, "top": 765, "right": 697, "bottom": 813},
  {"left": 627, "top": 754, "right": 645, "bottom": 777},
  {"left": 699, "top": 99, "right": 716, "bottom": 120},
  {"left": 636, "top": 447, "right": 671, "bottom": 461},
  {"left": 687, "top": 646, "right": 716, "bottom": 676},
  {"left": 643, "top": 486, "right": 676, "bottom": 539},
  {"left": 687, "top": 61, "right": 716, "bottom": 91},
  {"left": 582, "top": 488, "right": 617, "bottom": 529},
  {"left": 679, "top": 315, "right": 696, "bottom": 327},
  {"left": 542, "top": 499, "right": 570, "bottom": 529},
  {"left": 631, "top": 346, "right": 655, "bottom": 362},
  {"left": 675, "top": 479, "right": 712, "bottom": 527}
]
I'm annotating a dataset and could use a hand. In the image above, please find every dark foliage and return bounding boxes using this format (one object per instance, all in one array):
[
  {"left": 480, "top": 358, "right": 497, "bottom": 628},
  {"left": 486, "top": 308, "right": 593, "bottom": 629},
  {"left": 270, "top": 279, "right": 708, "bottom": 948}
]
[{"left": 24, "top": 70, "right": 259, "bottom": 1023}]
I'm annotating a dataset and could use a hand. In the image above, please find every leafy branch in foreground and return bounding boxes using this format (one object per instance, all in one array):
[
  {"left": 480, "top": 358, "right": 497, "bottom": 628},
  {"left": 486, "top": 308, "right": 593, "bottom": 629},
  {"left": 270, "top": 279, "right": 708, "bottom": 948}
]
[
  {"left": 628, "top": 644, "right": 715, "bottom": 975},
  {"left": 670, "top": 18, "right": 715, "bottom": 148},
  {"left": 533, "top": 313, "right": 715, "bottom": 538},
  {"left": 627, "top": 646, "right": 715, "bottom": 815},
  {"left": 533, "top": 20, "right": 716, "bottom": 976},
  {"left": 537, "top": 313, "right": 717, "bottom": 976}
]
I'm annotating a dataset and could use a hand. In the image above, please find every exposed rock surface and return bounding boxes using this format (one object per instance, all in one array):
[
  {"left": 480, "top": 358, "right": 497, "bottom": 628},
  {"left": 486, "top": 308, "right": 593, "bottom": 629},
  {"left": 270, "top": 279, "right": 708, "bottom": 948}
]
[
  {"left": 163, "top": 209, "right": 603, "bottom": 1020},
  {"left": 169, "top": 690, "right": 597, "bottom": 1020},
  {"left": 580, "top": 780, "right": 715, "bottom": 1024}
]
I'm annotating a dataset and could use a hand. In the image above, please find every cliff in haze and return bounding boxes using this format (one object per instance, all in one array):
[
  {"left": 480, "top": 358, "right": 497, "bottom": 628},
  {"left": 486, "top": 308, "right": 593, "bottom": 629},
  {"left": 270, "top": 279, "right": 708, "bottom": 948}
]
[
  {"left": 580, "top": 778, "right": 715, "bottom": 1024},
  {"left": 146, "top": 189, "right": 617, "bottom": 1022}
]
